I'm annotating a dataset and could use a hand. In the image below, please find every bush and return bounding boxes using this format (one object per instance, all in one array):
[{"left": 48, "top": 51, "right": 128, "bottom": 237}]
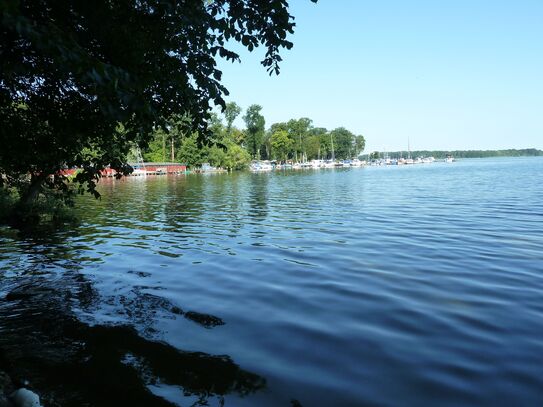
[
  {"left": 0, "top": 187, "right": 18, "bottom": 223},
  {"left": 0, "top": 186, "right": 78, "bottom": 229}
]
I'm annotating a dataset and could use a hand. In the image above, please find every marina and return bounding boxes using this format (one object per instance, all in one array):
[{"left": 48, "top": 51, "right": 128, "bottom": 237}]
[{"left": 249, "top": 155, "right": 449, "bottom": 171}]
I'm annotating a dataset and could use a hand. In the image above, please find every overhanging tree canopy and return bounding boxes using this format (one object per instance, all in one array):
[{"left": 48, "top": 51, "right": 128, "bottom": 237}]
[{"left": 0, "top": 0, "right": 316, "bottom": 203}]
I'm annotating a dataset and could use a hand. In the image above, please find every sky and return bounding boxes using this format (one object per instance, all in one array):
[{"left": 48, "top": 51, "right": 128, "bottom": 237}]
[{"left": 216, "top": 0, "right": 543, "bottom": 153}]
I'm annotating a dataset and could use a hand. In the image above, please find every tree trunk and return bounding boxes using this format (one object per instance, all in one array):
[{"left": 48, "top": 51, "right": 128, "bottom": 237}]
[
  {"left": 162, "top": 134, "right": 166, "bottom": 162},
  {"left": 20, "top": 174, "right": 45, "bottom": 207}
]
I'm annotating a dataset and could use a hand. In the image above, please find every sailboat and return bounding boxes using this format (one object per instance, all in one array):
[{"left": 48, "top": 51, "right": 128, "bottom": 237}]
[
  {"left": 324, "top": 133, "right": 336, "bottom": 168},
  {"left": 383, "top": 147, "right": 391, "bottom": 165},
  {"left": 405, "top": 137, "right": 414, "bottom": 164},
  {"left": 132, "top": 146, "right": 148, "bottom": 176},
  {"left": 311, "top": 146, "right": 324, "bottom": 168}
]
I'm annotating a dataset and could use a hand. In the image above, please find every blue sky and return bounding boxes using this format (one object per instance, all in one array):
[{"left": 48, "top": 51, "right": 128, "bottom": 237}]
[{"left": 216, "top": 0, "right": 543, "bottom": 152}]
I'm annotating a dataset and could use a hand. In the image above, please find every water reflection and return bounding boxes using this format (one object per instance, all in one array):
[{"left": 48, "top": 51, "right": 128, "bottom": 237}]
[
  {"left": 2, "top": 159, "right": 543, "bottom": 406},
  {"left": 201, "top": 173, "right": 244, "bottom": 238},
  {"left": 0, "top": 227, "right": 265, "bottom": 406},
  {"left": 248, "top": 173, "right": 269, "bottom": 222}
]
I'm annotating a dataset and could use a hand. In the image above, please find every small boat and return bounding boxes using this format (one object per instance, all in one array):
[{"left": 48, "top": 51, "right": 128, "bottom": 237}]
[
  {"left": 250, "top": 161, "right": 273, "bottom": 172},
  {"left": 132, "top": 168, "right": 147, "bottom": 176},
  {"left": 351, "top": 159, "right": 364, "bottom": 167},
  {"left": 445, "top": 155, "right": 455, "bottom": 163},
  {"left": 311, "top": 159, "right": 324, "bottom": 168},
  {"left": 198, "top": 163, "right": 225, "bottom": 173}
]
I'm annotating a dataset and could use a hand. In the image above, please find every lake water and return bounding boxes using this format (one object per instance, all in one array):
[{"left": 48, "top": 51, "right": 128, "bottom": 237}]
[{"left": 1, "top": 157, "right": 542, "bottom": 406}]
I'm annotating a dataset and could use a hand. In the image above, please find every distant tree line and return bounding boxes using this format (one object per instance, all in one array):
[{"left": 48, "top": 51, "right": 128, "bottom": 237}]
[
  {"left": 140, "top": 103, "right": 365, "bottom": 169},
  {"left": 373, "top": 149, "right": 543, "bottom": 159}
]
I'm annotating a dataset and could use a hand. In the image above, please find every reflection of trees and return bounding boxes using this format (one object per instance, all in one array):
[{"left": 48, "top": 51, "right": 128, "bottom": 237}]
[
  {"left": 162, "top": 175, "right": 206, "bottom": 232},
  {"left": 248, "top": 174, "right": 269, "bottom": 222},
  {"left": 74, "top": 176, "right": 209, "bottom": 238},
  {"left": 79, "top": 176, "right": 203, "bottom": 230},
  {"left": 201, "top": 173, "right": 244, "bottom": 238},
  {"left": 0, "top": 231, "right": 265, "bottom": 406}
]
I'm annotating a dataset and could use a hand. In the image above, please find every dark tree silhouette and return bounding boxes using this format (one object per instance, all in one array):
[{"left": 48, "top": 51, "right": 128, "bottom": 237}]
[{"left": 0, "top": 0, "right": 317, "bottom": 206}]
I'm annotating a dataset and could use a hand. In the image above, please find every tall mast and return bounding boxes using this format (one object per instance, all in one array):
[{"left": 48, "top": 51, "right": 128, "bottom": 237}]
[{"left": 330, "top": 133, "right": 335, "bottom": 161}]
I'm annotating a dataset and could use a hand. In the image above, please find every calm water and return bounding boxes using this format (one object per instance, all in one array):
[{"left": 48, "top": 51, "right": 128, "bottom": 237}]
[{"left": 1, "top": 157, "right": 543, "bottom": 406}]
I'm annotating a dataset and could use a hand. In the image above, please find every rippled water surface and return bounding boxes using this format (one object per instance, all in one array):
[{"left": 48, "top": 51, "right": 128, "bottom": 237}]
[{"left": 1, "top": 157, "right": 543, "bottom": 406}]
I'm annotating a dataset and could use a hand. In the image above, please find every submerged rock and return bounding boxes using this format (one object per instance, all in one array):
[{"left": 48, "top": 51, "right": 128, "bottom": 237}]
[
  {"left": 9, "top": 388, "right": 41, "bottom": 407},
  {"left": 5, "top": 286, "right": 53, "bottom": 302},
  {"left": 170, "top": 305, "right": 184, "bottom": 315},
  {"left": 184, "top": 311, "right": 225, "bottom": 328}
]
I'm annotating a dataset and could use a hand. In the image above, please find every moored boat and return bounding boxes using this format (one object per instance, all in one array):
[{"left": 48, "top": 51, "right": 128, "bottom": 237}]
[{"left": 250, "top": 161, "right": 273, "bottom": 172}]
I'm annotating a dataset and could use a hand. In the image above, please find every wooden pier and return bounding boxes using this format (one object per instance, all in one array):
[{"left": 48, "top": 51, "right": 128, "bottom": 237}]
[{"left": 58, "top": 163, "right": 188, "bottom": 178}]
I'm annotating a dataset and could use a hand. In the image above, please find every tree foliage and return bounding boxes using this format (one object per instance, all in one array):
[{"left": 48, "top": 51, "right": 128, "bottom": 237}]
[
  {"left": 176, "top": 133, "right": 201, "bottom": 168},
  {"left": 263, "top": 121, "right": 367, "bottom": 161},
  {"left": 224, "top": 102, "right": 242, "bottom": 134},
  {"left": 140, "top": 105, "right": 366, "bottom": 168},
  {"left": 270, "top": 130, "right": 295, "bottom": 161},
  {"left": 243, "top": 104, "right": 265, "bottom": 159},
  {"left": 354, "top": 135, "right": 366, "bottom": 155},
  {"left": 207, "top": 145, "right": 227, "bottom": 168},
  {"left": 287, "top": 118, "right": 312, "bottom": 160},
  {"left": 0, "top": 0, "right": 315, "bottom": 208},
  {"left": 142, "top": 129, "right": 168, "bottom": 163},
  {"left": 307, "top": 127, "right": 330, "bottom": 159},
  {"left": 223, "top": 142, "right": 251, "bottom": 171},
  {"left": 330, "top": 127, "right": 355, "bottom": 159}
]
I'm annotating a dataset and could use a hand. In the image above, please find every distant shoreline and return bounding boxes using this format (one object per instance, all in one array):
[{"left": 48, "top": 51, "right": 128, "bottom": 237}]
[{"left": 364, "top": 148, "right": 543, "bottom": 159}]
